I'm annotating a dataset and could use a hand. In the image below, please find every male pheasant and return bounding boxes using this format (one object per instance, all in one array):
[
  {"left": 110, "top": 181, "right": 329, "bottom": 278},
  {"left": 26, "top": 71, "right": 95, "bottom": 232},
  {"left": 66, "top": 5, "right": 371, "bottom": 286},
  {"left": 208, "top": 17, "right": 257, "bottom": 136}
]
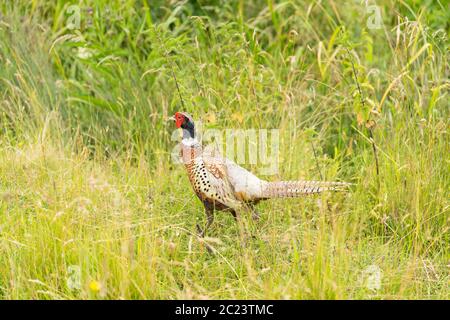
[{"left": 169, "top": 112, "right": 350, "bottom": 235}]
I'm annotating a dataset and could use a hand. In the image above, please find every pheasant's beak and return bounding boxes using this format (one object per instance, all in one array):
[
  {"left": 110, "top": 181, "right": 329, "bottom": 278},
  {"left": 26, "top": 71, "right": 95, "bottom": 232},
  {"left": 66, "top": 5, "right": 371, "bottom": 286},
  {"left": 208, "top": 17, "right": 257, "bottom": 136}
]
[{"left": 167, "top": 115, "right": 176, "bottom": 123}]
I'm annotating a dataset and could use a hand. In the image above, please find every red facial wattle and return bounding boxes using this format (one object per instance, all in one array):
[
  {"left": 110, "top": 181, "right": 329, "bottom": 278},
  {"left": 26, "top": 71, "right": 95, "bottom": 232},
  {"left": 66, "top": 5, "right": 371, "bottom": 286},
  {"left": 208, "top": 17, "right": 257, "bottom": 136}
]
[{"left": 175, "top": 112, "right": 184, "bottom": 128}]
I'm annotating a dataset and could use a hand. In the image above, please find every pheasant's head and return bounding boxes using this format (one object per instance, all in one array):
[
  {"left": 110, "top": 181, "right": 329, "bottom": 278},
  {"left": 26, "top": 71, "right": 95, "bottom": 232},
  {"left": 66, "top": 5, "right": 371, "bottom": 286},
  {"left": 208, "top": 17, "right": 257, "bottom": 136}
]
[
  {"left": 169, "top": 112, "right": 195, "bottom": 139},
  {"left": 169, "top": 112, "right": 193, "bottom": 129}
]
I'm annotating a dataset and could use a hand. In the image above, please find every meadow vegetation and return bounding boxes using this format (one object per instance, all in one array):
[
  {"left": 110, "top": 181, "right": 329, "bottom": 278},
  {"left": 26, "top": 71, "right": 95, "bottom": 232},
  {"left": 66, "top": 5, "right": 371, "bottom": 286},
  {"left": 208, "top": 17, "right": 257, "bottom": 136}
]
[{"left": 0, "top": 0, "right": 448, "bottom": 299}]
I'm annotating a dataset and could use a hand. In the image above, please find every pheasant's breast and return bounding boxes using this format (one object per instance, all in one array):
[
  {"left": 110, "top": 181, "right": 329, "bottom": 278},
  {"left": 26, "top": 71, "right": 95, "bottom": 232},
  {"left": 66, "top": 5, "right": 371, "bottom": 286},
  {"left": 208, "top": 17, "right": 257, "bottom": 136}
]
[{"left": 186, "top": 159, "right": 229, "bottom": 206}]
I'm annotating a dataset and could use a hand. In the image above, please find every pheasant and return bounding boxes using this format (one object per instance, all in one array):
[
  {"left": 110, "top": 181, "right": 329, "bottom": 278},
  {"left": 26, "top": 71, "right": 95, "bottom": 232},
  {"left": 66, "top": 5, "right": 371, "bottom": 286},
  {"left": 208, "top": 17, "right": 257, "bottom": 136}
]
[{"left": 169, "top": 111, "right": 350, "bottom": 235}]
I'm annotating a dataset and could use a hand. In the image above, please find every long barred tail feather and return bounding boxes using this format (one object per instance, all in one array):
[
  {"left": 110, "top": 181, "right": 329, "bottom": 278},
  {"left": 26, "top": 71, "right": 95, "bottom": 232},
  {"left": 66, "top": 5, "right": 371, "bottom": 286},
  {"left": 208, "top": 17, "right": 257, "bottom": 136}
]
[{"left": 261, "top": 180, "right": 351, "bottom": 198}]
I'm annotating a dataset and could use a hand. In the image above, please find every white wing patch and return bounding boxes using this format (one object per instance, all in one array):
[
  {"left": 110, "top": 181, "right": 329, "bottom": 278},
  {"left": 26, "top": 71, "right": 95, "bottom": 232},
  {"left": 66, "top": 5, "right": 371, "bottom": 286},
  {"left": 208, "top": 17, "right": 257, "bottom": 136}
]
[{"left": 203, "top": 155, "right": 265, "bottom": 202}]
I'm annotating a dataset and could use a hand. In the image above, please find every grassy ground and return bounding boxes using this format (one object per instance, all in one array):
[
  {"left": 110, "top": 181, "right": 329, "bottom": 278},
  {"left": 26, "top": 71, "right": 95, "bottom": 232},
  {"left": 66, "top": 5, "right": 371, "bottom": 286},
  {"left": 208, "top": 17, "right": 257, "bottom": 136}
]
[{"left": 0, "top": 0, "right": 448, "bottom": 299}]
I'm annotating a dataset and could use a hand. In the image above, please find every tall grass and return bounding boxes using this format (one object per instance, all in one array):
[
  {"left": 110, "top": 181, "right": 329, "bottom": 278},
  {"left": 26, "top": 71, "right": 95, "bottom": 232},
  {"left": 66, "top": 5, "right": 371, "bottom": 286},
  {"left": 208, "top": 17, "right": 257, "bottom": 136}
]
[{"left": 0, "top": 0, "right": 448, "bottom": 299}]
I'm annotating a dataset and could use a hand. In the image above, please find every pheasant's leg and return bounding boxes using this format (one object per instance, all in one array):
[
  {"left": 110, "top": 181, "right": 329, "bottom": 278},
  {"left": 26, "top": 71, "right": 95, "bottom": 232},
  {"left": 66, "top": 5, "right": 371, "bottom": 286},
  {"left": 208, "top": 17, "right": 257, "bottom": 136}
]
[
  {"left": 205, "top": 208, "right": 214, "bottom": 232},
  {"left": 249, "top": 204, "right": 260, "bottom": 221},
  {"left": 230, "top": 209, "right": 238, "bottom": 221},
  {"left": 197, "top": 205, "right": 214, "bottom": 237}
]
